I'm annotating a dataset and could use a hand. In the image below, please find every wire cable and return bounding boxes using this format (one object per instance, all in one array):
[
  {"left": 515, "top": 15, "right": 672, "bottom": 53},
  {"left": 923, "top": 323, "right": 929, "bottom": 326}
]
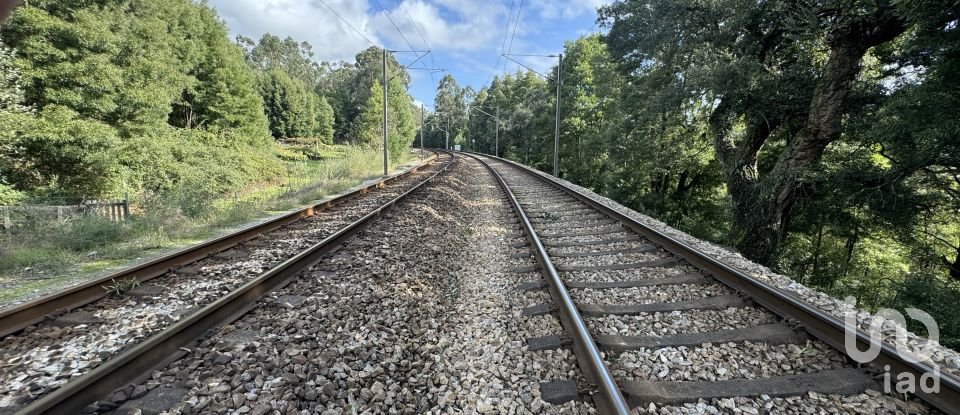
[
  {"left": 502, "top": 54, "right": 551, "bottom": 79},
  {"left": 316, "top": 0, "right": 378, "bottom": 47},
  {"left": 374, "top": 0, "right": 419, "bottom": 52},
  {"left": 500, "top": 0, "right": 516, "bottom": 55},
  {"left": 506, "top": 0, "right": 525, "bottom": 55},
  {"left": 398, "top": 0, "right": 438, "bottom": 90}
]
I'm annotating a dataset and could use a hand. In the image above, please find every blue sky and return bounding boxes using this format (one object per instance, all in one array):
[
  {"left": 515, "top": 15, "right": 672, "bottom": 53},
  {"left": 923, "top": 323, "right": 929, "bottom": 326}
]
[{"left": 207, "top": 0, "right": 609, "bottom": 110}]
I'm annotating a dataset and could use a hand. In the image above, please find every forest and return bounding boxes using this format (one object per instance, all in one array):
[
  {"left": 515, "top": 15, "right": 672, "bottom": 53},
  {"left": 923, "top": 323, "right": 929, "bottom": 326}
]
[
  {"left": 0, "top": 0, "right": 419, "bottom": 209},
  {"left": 419, "top": 1, "right": 960, "bottom": 346},
  {"left": 0, "top": 0, "right": 423, "bottom": 294}
]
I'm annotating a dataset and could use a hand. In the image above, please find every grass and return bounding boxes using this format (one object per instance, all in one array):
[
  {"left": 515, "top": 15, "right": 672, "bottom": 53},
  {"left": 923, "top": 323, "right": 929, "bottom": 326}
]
[{"left": 0, "top": 146, "right": 418, "bottom": 304}]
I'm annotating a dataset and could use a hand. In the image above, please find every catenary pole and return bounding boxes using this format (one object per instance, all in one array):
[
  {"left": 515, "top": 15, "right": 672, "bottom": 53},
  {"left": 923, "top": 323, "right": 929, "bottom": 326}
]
[
  {"left": 382, "top": 49, "right": 389, "bottom": 175},
  {"left": 553, "top": 53, "right": 562, "bottom": 176}
]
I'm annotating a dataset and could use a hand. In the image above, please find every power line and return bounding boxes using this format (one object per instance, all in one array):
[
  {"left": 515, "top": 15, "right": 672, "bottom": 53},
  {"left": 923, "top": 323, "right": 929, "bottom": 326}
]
[
  {"left": 506, "top": 0, "right": 525, "bottom": 55},
  {"left": 502, "top": 54, "right": 551, "bottom": 79},
  {"left": 398, "top": 0, "right": 433, "bottom": 62},
  {"left": 485, "top": 0, "right": 517, "bottom": 89},
  {"left": 398, "top": 0, "right": 438, "bottom": 91},
  {"left": 506, "top": 53, "right": 559, "bottom": 57},
  {"left": 500, "top": 0, "right": 516, "bottom": 55},
  {"left": 316, "top": 0, "right": 378, "bottom": 47},
  {"left": 374, "top": 0, "right": 419, "bottom": 53}
]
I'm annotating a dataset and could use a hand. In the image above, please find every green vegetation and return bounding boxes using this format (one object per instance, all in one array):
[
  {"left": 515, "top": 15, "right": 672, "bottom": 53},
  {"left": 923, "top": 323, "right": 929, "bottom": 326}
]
[
  {"left": 437, "top": 2, "right": 960, "bottom": 347},
  {"left": 0, "top": 146, "right": 405, "bottom": 303},
  {"left": 0, "top": 1, "right": 420, "bottom": 301}
]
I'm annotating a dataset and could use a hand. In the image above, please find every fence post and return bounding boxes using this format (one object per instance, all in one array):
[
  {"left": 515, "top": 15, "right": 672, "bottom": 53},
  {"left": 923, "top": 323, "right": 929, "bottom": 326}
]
[
  {"left": 123, "top": 193, "right": 130, "bottom": 220},
  {"left": 2, "top": 206, "right": 9, "bottom": 230}
]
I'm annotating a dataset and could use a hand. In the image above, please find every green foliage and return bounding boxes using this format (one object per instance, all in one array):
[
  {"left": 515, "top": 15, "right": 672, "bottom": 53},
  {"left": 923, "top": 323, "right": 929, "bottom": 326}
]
[
  {"left": 0, "top": 0, "right": 278, "bottom": 205},
  {"left": 118, "top": 128, "right": 283, "bottom": 217},
  {"left": 314, "top": 95, "right": 335, "bottom": 145},
  {"left": 356, "top": 80, "right": 416, "bottom": 163},
  {"left": 0, "top": 40, "right": 28, "bottom": 114},
  {"left": 1, "top": 106, "right": 120, "bottom": 202},
  {"left": 357, "top": 80, "right": 384, "bottom": 148},
  {"left": 102, "top": 277, "right": 140, "bottom": 296},
  {"left": 239, "top": 33, "right": 322, "bottom": 86},
  {"left": 332, "top": 47, "right": 411, "bottom": 143},
  {"left": 258, "top": 68, "right": 319, "bottom": 139},
  {"left": 894, "top": 274, "right": 960, "bottom": 350}
]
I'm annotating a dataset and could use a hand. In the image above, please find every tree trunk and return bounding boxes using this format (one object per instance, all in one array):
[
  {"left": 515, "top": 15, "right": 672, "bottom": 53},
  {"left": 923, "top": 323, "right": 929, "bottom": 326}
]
[
  {"left": 843, "top": 224, "right": 859, "bottom": 277},
  {"left": 721, "top": 13, "right": 905, "bottom": 264},
  {"left": 943, "top": 248, "right": 960, "bottom": 281},
  {"left": 811, "top": 222, "right": 825, "bottom": 285}
]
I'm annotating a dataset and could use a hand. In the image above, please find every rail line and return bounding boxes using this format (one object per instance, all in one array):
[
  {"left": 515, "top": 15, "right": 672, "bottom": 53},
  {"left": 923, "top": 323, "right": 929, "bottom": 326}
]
[
  {"left": 466, "top": 152, "right": 959, "bottom": 414},
  {"left": 0, "top": 151, "right": 439, "bottom": 338},
  {"left": 2, "top": 151, "right": 455, "bottom": 414}
]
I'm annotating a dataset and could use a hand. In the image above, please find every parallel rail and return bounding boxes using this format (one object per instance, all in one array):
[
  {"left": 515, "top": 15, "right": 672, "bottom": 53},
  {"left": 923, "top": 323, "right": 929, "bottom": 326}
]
[
  {"left": 17, "top": 151, "right": 455, "bottom": 415},
  {"left": 467, "top": 151, "right": 960, "bottom": 415},
  {"left": 0, "top": 151, "right": 439, "bottom": 338},
  {"left": 466, "top": 152, "right": 632, "bottom": 414}
]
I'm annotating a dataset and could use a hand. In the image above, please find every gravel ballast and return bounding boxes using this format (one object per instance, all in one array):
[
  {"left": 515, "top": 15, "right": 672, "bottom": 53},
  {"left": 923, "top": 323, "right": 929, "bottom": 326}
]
[
  {"left": 0, "top": 156, "right": 449, "bottom": 411},
  {"left": 498, "top": 157, "right": 960, "bottom": 377},
  {"left": 586, "top": 308, "right": 779, "bottom": 337},
  {"left": 104, "top": 156, "right": 595, "bottom": 414},
  {"left": 484, "top": 156, "right": 936, "bottom": 414}
]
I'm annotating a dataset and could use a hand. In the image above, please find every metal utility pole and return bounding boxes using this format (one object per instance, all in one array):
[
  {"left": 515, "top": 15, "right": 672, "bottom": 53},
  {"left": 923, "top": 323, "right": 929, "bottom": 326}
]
[
  {"left": 419, "top": 104, "right": 424, "bottom": 160},
  {"left": 553, "top": 53, "right": 562, "bottom": 177},
  {"left": 382, "top": 49, "right": 389, "bottom": 176}
]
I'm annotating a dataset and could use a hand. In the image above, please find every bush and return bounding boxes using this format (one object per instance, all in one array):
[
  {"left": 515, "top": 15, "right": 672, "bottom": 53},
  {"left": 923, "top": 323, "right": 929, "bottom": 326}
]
[
  {"left": 893, "top": 274, "right": 960, "bottom": 350},
  {"left": 0, "top": 106, "right": 121, "bottom": 202},
  {"left": 119, "top": 127, "right": 284, "bottom": 217}
]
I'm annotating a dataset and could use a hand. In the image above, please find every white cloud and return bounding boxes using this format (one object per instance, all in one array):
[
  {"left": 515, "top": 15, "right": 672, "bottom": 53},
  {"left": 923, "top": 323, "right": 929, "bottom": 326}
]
[
  {"left": 209, "top": 0, "right": 379, "bottom": 62},
  {"left": 526, "top": 0, "right": 612, "bottom": 21},
  {"left": 209, "top": 0, "right": 514, "bottom": 62}
]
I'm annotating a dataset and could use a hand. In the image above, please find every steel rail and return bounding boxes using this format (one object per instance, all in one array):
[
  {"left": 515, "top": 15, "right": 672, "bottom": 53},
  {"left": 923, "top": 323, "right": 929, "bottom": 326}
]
[
  {"left": 17, "top": 151, "right": 455, "bottom": 415},
  {"left": 472, "top": 151, "right": 960, "bottom": 415},
  {"left": 0, "top": 151, "right": 439, "bottom": 338},
  {"left": 464, "top": 153, "right": 631, "bottom": 415}
]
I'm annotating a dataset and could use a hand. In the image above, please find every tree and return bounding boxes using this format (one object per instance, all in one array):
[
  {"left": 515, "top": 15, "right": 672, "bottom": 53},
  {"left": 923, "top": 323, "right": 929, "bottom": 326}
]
[
  {"left": 357, "top": 81, "right": 385, "bottom": 149},
  {"left": 171, "top": 4, "right": 269, "bottom": 141},
  {"left": 239, "top": 33, "right": 321, "bottom": 86},
  {"left": 0, "top": 0, "right": 277, "bottom": 201},
  {"left": 1, "top": 105, "right": 120, "bottom": 202},
  {"left": 600, "top": 0, "right": 911, "bottom": 263},
  {"left": 314, "top": 95, "right": 335, "bottom": 145},
  {"left": 339, "top": 47, "right": 410, "bottom": 142},
  {"left": 258, "top": 68, "right": 319, "bottom": 139},
  {"left": 0, "top": 40, "right": 27, "bottom": 114},
  {"left": 356, "top": 78, "right": 415, "bottom": 162}
]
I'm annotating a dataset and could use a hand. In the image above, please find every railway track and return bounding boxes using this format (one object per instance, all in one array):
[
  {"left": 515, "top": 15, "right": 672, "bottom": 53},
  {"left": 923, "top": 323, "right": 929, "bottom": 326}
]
[
  {"left": 466, "top": 152, "right": 959, "bottom": 414},
  {"left": 0, "top": 151, "right": 454, "bottom": 414}
]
